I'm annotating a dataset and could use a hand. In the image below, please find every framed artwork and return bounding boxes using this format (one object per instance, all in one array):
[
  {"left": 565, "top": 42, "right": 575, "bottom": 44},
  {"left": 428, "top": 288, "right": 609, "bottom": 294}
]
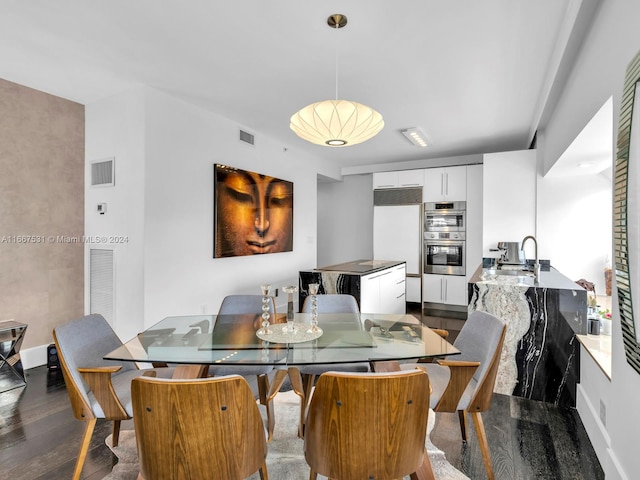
[{"left": 214, "top": 164, "right": 293, "bottom": 258}]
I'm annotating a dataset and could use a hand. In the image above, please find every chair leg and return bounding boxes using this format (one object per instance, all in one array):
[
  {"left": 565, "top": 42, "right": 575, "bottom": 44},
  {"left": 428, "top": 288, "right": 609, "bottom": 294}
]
[
  {"left": 259, "top": 462, "right": 269, "bottom": 480},
  {"left": 264, "top": 396, "right": 276, "bottom": 443},
  {"left": 308, "top": 469, "right": 318, "bottom": 479},
  {"left": 72, "top": 418, "right": 97, "bottom": 480},
  {"left": 266, "top": 369, "right": 290, "bottom": 400},
  {"left": 409, "top": 450, "right": 436, "bottom": 480},
  {"left": 257, "top": 373, "right": 269, "bottom": 406},
  {"left": 457, "top": 409, "right": 468, "bottom": 442},
  {"left": 286, "top": 367, "right": 306, "bottom": 438},
  {"left": 471, "top": 412, "right": 494, "bottom": 480},
  {"left": 112, "top": 419, "right": 122, "bottom": 447},
  {"left": 299, "top": 374, "right": 315, "bottom": 437}
]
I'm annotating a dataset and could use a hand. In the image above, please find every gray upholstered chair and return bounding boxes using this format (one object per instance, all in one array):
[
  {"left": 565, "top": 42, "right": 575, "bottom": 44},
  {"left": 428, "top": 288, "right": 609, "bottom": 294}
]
[
  {"left": 289, "top": 293, "right": 370, "bottom": 437},
  {"left": 304, "top": 370, "right": 434, "bottom": 479},
  {"left": 131, "top": 375, "right": 268, "bottom": 480},
  {"left": 53, "top": 314, "right": 174, "bottom": 480},
  {"left": 302, "top": 293, "right": 360, "bottom": 314},
  {"left": 208, "top": 294, "right": 282, "bottom": 441},
  {"left": 401, "top": 310, "right": 507, "bottom": 480}
]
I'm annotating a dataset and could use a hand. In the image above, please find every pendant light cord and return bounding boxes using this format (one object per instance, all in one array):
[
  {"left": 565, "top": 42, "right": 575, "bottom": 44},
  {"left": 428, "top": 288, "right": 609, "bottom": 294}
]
[{"left": 334, "top": 21, "right": 339, "bottom": 101}]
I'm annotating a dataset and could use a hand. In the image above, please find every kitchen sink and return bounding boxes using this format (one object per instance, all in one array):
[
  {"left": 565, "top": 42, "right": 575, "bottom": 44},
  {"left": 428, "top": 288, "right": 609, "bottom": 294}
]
[
  {"left": 483, "top": 268, "right": 533, "bottom": 276},
  {"left": 481, "top": 268, "right": 537, "bottom": 286}
]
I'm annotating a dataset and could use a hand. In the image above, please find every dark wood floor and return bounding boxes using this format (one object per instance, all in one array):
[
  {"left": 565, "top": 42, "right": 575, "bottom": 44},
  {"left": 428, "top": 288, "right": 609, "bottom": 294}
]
[{"left": 1, "top": 365, "right": 603, "bottom": 479}]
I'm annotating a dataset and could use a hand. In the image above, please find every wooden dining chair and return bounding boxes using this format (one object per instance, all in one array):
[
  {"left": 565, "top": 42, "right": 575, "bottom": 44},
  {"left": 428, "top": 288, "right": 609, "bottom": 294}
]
[
  {"left": 288, "top": 293, "right": 370, "bottom": 437},
  {"left": 132, "top": 374, "right": 268, "bottom": 480},
  {"left": 401, "top": 310, "right": 507, "bottom": 480},
  {"left": 209, "top": 294, "right": 281, "bottom": 441},
  {"left": 52, "top": 314, "right": 174, "bottom": 480},
  {"left": 304, "top": 370, "right": 433, "bottom": 480}
]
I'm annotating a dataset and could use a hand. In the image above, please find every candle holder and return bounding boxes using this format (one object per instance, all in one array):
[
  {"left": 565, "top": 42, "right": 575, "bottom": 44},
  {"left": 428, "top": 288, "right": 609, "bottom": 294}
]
[
  {"left": 307, "top": 283, "right": 322, "bottom": 334},
  {"left": 282, "top": 285, "right": 298, "bottom": 334},
  {"left": 257, "top": 284, "right": 272, "bottom": 335}
]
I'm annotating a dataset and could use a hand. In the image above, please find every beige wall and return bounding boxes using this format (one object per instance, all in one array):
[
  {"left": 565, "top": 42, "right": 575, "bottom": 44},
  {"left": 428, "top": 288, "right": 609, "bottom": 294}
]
[{"left": 0, "top": 78, "right": 84, "bottom": 349}]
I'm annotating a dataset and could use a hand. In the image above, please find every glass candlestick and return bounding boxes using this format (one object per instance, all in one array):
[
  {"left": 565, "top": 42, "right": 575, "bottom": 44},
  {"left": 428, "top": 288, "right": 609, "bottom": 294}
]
[
  {"left": 307, "top": 283, "right": 322, "bottom": 334},
  {"left": 282, "top": 285, "right": 298, "bottom": 334},
  {"left": 257, "top": 284, "right": 272, "bottom": 334}
]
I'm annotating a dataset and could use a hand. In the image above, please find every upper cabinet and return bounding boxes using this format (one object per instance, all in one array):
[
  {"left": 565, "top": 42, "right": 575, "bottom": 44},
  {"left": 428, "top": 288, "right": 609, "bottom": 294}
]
[
  {"left": 423, "top": 166, "right": 467, "bottom": 201},
  {"left": 373, "top": 169, "right": 424, "bottom": 189}
]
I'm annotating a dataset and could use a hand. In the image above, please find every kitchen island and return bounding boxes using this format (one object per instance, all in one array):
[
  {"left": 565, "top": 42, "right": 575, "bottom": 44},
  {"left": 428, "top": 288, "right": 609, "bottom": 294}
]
[
  {"left": 468, "top": 263, "right": 587, "bottom": 407},
  {"left": 299, "top": 260, "right": 406, "bottom": 314}
]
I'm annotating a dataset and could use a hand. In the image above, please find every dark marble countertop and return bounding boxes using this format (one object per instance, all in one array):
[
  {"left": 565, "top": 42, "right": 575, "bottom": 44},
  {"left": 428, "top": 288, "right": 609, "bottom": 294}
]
[{"left": 310, "top": 259, "right": 405, "bottom": 275}]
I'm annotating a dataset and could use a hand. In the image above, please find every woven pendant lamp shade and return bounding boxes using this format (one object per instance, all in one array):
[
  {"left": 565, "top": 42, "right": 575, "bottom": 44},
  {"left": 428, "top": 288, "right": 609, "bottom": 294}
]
[
  {"left": 289, "top": 14, "right": 384, "bottom": 147},
  {"left": 290, "top": 99, "right": 384, "bottom": 147}
]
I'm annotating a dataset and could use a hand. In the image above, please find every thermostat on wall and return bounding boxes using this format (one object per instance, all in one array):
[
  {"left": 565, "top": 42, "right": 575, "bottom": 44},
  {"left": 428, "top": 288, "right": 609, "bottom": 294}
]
[{"left": 97, "top": 203, "right": 107, "bottom": 215}]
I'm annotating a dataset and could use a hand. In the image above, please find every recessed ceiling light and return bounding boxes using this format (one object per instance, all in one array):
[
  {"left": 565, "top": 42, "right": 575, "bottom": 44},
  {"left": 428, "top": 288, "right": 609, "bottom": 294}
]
[
  {"left": 577, "top": 162, "right": 593, "bottom": 168},
  {"left": 401, "top": 128, "right": 429, "bottom": 147}
]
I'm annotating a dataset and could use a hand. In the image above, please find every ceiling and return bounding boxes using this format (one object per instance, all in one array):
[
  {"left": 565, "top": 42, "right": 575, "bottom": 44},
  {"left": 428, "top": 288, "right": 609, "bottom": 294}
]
[{"left": 0, "top": 1, "right": 596, "bottom": 172}]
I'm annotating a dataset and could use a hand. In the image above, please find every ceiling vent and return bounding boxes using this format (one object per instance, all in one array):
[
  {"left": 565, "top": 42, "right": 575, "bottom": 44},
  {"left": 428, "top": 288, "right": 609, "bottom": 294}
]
[
  {"left": 239, "top": 129, "right": 255, "bottom": 146},
  {"left": 91, "top": 157, "right": 115, "bottom": 187}
]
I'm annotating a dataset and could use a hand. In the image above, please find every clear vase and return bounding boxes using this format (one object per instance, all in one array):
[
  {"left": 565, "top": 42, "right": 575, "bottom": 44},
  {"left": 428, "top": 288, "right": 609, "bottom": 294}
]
[
  {"left": 257, "top": 284, "right": 272, "bottom": 334},
  {"left": 282, "top": 285, "right": 298, "bottom": 334}
]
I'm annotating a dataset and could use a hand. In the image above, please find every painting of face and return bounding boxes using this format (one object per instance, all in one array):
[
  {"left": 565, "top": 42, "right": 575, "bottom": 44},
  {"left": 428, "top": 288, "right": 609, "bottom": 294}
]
[{"left": 214, "top": 164, "right": 293, "bottom": 258}]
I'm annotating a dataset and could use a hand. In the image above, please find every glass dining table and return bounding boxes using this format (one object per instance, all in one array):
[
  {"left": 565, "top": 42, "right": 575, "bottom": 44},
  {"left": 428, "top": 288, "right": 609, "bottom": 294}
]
[
  {"left": 104, "top": 312, "right": 460, "bottom": 370},
  {"left": 105, "top": 312, "right": 457, "bottom": 480}
]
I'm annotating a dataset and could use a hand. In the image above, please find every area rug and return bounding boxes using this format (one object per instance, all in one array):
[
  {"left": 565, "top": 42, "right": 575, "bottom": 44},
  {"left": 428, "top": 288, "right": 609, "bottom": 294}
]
[{"left": 103, "top": 390, "right": 469, "bottom": 479}]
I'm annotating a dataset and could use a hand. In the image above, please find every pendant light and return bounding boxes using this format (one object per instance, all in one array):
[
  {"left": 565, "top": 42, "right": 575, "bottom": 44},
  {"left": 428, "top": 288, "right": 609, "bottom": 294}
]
[{"left": 289, "top": 14, "right": 384, "bottom": 147}]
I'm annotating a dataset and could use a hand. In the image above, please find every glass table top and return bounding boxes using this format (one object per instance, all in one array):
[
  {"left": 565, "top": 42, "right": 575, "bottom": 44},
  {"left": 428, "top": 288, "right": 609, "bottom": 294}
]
[{"left": 105, "top": 313, "right": 460, "bottom": 366}]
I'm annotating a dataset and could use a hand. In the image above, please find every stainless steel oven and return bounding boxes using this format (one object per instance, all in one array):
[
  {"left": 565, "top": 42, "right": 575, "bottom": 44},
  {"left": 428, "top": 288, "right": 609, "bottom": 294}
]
[
  {"left": 424, "top": 235, "right": 466, "bottom": 275},
  {"left": 424, "top": 201, "right": 466, "bottom": 233}
]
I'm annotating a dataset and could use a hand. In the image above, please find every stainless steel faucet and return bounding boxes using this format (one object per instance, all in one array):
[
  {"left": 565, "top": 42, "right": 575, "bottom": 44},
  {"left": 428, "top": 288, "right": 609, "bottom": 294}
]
[{"left": 521, "top": 235, "right": 540, "bottom": 284}]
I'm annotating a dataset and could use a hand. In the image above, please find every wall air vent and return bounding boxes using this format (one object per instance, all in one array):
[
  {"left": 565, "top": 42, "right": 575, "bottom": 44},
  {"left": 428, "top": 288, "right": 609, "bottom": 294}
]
[
  {"left": 91, "top": 157, "right": 115, "bottom": 187},
  {"left": 374, "top": 187, "right": 422, "bottom": 206},
  {"left": 90, "top": 248, "right": 115, "bottom": 327},
  {"left": 239, "top": 129, "right": 255, "bottom": 146}
]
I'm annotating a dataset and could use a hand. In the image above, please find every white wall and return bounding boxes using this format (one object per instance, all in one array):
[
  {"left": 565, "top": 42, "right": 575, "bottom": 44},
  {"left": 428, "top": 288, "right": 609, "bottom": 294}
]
[
  {"left": 317, "top": 174, "right": 373, "bottom": 267},
  {"left": 537, "top": 172, "right": 612, "bottom": 291},
  {"left": 86, "top": 87, "right": 320, "bottom": 340},
  {"left": 482, "top": 150, "right": 537, "bottom": 257},
  {"left": 538, "top": 2, "right": 640, "bottom": 478},
  {"left": 85, "top": 88, "right": 147, "bottom": 338}
]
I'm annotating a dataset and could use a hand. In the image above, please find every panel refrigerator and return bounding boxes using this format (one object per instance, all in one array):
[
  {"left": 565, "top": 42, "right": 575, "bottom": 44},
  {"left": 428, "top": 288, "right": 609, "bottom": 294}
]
[{"left": 373, "top": 188, "right": 423, "bottom": 304}]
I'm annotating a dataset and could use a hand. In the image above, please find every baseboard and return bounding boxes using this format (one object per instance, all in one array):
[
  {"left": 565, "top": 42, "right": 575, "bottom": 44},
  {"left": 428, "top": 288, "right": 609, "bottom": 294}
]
[
  {"left": 21, "top": 344, "right": 48, "bottom": 369},
  {"left": 576, "top": 385, "right": 631, "bottom": 479},
  {"left": 605, "top": 447, "right": 631, "bottom": 480}
]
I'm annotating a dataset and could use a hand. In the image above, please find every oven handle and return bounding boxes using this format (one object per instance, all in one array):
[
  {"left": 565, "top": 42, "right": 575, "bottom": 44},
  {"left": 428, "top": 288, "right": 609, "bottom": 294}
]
[
  {"left": 424, "top": 209, "right": 465, "bottom": 215},
  {"left": 425, "top": 239, "right": 465, "bottom": 247}
]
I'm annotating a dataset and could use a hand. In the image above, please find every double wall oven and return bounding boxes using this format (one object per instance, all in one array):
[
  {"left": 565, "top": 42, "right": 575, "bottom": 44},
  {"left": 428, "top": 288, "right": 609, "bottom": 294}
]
[{"left": 423, "top": 201, "right": 466, "bottom": 276}]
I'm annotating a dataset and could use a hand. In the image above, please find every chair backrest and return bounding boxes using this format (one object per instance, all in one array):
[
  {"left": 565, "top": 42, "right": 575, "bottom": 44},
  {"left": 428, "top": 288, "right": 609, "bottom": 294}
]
[
  {"left": 53, "top": 314, "right": 135, "bottom": 420},
  {"left": 301, "top": 294, "right": 360, "bottom": 314},
  {"left": 218, "top": 294, "right": 275, "bottom": 315},
  {"left": 131, "top": 375, "right": 268, "bottom": 480},
  {"left": 453, "top": 310, "right": 507, "bottom": 412},
  {"left": 304, "top": 370, "right": 430, "bottom": 479}
]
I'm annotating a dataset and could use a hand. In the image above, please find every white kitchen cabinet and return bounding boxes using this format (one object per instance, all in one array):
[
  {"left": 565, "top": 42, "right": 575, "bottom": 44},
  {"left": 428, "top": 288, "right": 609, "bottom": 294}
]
[
  {"left": 465, "top": 164, "right": 483, "bottom": 284},
  {"left": 423, "top": 274, "right": 468, "bottom": 306},
  {"left": 373, "top": 169, "right": 424, "bottom": 189},
  {"left": 406, "top": 276, "right": 421, "bottom": 303},
  {"left": 361, "top": 264, "right": 406, "bottom": 314},
  {"left": 423, "top": 166, "right": 467, "bottom": 201},
  {"left": 397, "top": 170, "right": 424, "bottom": 187},
  {"left": 373, "top": 171, "right": 399, "bottom": 189}
]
